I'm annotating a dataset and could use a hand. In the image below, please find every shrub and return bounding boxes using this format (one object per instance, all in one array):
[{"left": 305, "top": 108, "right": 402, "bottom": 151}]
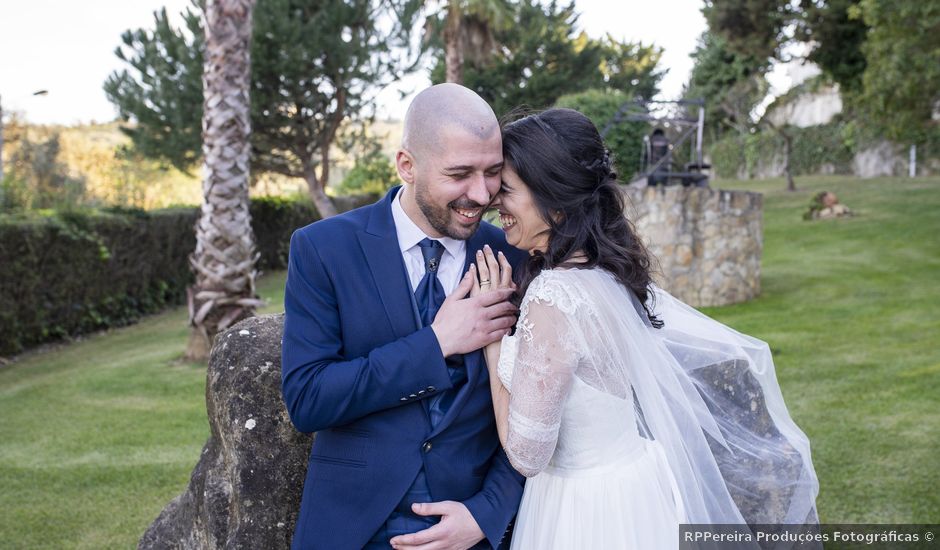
[
  {"left": 0, "top": 208, "right": 195, "bottom": 355},
  {"left": 333, "top": 150, "right": 397, "bottom": 197},
  {"left": 0, "top": 193, "right": 380, "bottom": 356},
  {"left": 3, "top": 132, "right": 88, "bottom": 211},
  {"left": 555, "top": 88, "right": 647, "bottom": 180},
  {"left": 708, "top": 119, "right": 939, "bottom": 178}
]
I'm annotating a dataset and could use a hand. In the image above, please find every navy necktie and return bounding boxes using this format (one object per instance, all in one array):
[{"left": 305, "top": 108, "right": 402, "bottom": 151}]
[
  {"left": 415, "top": 239, "right": 447, "bottom": 328},
  {"left": 414, "top": 238, "right": 466, "bottom": 427}
]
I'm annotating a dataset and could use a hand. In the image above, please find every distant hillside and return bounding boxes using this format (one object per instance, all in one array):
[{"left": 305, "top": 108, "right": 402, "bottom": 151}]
[{"left": 3, "top": 118, "right": 403, "bottom": 210}]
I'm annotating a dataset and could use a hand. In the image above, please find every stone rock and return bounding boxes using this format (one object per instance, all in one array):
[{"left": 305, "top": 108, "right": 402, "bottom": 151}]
[
  {"left": 139, "top": 314, "right": 313, "bottom": 550},
  {"left": 805, "top": 191, "right": 853, "bottom": 220},
  {"left": 817, "top": 203, "right": 852, "bottom": 219},
  {"left": 692, "top": 358, "right": 809, "bottom": 524}
]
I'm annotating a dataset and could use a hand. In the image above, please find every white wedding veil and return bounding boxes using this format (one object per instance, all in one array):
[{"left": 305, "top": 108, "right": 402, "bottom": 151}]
[{"left": 571, "top": 269, "right": 820, "bottom": 529}]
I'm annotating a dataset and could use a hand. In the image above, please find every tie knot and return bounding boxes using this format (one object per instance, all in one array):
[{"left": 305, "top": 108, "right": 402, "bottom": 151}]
[{"left": 418, "top": 238, "right": 445, "bottom": 273}]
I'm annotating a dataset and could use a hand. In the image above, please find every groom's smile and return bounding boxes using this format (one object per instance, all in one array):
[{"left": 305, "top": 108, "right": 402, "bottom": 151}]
[
  {"left": 401, "top": 127, "right": 503, "bottom": 240},
  {"left": 453, "top": 206, "right": 483, "bottom": 220}
]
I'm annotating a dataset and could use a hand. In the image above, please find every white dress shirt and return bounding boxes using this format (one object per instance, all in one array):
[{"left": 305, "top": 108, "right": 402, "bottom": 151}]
[{"left": 391, "top": 188, "right": 467, "bottom": 295}]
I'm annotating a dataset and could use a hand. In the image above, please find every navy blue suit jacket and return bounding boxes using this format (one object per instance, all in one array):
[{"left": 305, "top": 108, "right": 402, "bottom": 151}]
[{"left": 281, "top": 186, "right": 526, "bottom": 549}]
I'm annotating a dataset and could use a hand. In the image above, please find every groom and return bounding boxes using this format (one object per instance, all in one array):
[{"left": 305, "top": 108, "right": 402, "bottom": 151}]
[{"left": 281, "top": 83, "right": 526, "bottom": 550}]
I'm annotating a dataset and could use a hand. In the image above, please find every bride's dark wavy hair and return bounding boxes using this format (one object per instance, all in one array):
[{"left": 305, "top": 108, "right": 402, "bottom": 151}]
[{"left": 502, "top": 108, "right": 664, "bottom": 328}]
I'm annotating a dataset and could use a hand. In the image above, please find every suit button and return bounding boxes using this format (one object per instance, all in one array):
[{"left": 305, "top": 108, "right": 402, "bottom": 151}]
[
  {"left": 422, "top": 441, "right": 433, "bottom": 453},
  {"left": 427, "top": 386, "right": 436, "bottom": 392},
  {"left": 417, "top": 390, "right": 426, "bottom": 395}
]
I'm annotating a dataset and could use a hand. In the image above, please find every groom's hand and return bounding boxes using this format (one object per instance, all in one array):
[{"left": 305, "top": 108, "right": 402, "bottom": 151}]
[
  {"left": 432, "top": 270, "right": 517, "bottom": 357},
  {"left": 389, "top": 501, "right": 484, "bottom": 550}
]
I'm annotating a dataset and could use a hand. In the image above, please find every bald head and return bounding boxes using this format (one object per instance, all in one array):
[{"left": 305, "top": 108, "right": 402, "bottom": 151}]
[{"left": 402, "top": 83, "right": 499, "bottom": 159}]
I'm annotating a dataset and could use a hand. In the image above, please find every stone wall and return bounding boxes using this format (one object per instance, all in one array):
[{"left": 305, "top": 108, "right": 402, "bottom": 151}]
[{"left": 623, "top": 185, "right": 763, "bottom": 307}]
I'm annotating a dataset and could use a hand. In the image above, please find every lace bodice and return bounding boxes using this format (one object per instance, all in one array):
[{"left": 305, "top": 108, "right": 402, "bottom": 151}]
[{"left": 497, "top": 268, "right": 642, "bottom": 477}]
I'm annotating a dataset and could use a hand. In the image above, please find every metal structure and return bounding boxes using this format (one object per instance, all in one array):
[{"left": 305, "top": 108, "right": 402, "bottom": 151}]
[{"left": 600, "top": 98, "right": 710, "bottom": 187}]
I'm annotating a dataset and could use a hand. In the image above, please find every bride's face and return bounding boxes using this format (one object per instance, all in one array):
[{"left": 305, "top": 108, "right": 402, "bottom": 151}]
[{"left": 492, "top": 164, "right": 552, "bottom": 255}]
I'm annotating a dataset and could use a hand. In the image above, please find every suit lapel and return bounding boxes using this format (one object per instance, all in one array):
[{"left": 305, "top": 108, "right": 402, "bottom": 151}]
[
  {"left": 360, "top": 190, "right": 498, "bottom": 437},
  {"left": 356, "top": 187, "right": 419, "bottom": 341},
  {"left": 429, "top": 227, "right": 491, "bottom": 438}
]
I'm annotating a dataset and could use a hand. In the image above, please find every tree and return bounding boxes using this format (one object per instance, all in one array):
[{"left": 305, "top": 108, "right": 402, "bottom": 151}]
[
  {"left": 797, "top": 0, "right": 938, "bottom": 145},
  {"left": 853, "top": 0, "right": 940, "bottom": 144},
  {"left": 684, "top": 32, "right": 768, "bottom": 142},
  {"left": 436, "top": 0, "right": 512, "bottom": 84},
  {"left": 698, "top": 2, "right": 804, "bottom": 190},
  {"left": 702, "top": 0, "right": 792, "bottom": 63},
  {"left": 555, "top": 88, "right": 647, "bottom": 180},
  {"left": 685, "top": 28, "right": 804, "bottom": 189},
  {"left": 431, "top": 0, "right": 663, "bottom": 117},
  {"left": 596, "top": 35, "right": 664, "bottom": 101},
  {"left": 105, "top": 0, "right": 419, "bottom": 218},
  {"left": 762, "top": 117, "right": 797, "bottom": 191},
  {"left": 104, "top": 6, "right": 205, "bottom": 173},
  {"left": 2, "top": 131, "right": 87, "bottom": 210},
  {"left": 186, "top": 0, "right": 264, "bottom": 362},
  {"left": 798, "top": 0, "right": 868, "bottom": 92}
]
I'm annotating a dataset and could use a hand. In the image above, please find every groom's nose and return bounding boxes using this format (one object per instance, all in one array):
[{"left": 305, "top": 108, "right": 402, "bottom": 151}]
[{"left": 465, "top": 172, "right": 493, "bottom": 206}]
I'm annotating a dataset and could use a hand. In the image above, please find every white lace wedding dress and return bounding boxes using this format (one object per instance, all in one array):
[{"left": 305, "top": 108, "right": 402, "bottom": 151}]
[
  {"left": 497, "top": 268, "right": 684, "bottom": 549},
  {"left": 495, "top": 266, "right": 820, "bottom": 549}
]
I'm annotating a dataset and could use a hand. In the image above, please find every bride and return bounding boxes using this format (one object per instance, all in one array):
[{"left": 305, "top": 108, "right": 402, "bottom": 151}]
[{"left": 469, "top": 108, "right": 819, "bottom": 549}]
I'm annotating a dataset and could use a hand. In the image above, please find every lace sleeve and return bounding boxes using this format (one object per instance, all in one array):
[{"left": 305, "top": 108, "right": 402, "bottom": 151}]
[
  {"left": 496, "top": 333, "right": 518, "bottom": 392},
  {"left": 505, "top": 273, "right": 582, "bottom": 477}
]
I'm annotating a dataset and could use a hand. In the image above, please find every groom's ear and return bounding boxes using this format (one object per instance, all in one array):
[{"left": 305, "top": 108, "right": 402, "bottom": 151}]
[{"left": 396, "top": 149, "right": 417, "bottom": 185}]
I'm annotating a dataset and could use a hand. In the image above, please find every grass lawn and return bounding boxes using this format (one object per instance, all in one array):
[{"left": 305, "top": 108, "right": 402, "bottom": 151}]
[
  {"left": 0, "top": 277, "right": 286, "bottom": 549},
  {"left": 1, "top": 175, "right": 938, "bottom": 548},
  {"left": 707, "top": 176, "right": 940, "bottom": 523}
]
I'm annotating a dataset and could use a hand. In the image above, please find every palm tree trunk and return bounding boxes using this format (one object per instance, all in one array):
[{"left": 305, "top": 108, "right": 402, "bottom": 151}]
[
  {"left": 186, "top": 0, "right": 263, "bottom": 362},
  {"left": 444, "top": 0, "right": 463, "bottom": 84}
]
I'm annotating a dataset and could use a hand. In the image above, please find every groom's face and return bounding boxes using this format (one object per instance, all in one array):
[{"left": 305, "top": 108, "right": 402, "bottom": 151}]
[{"left": 408, "top": 125, "right": 503, "bottom": 240}]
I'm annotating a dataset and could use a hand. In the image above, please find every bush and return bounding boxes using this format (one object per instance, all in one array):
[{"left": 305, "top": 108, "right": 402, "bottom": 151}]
[
  {"left": 333, "top": 150, "right": 397, "bottom": 196},
  {"left": 0, "top": 208, "right": 196, "bottom": 355},
  {"left": 708, "top": 119, "right": 940, "bottom": 179},
  {"left": 3, "top": 132, "right": 88, "bottom": 210},
  {"left": 555, "top": 88, "right": 647, "bottom": 180},
  {"left": 250, "top": 195, "right": 321, "bottom": 272},
  {"left": 0, "top": 193, "right": 380, "bottom": 356}
]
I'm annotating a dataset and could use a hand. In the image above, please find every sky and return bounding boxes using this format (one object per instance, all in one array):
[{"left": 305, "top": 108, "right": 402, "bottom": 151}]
[{"left": 0, "top": 0, "right": 790, "bottom": 125}]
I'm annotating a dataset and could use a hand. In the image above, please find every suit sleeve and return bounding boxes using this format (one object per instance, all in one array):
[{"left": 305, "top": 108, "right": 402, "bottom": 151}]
[
  {"left": 462, "top": 446, "right": 525, "bottom": 549},
  {"left": 281, "top": 228, "right": 454, "bottom": 433}
]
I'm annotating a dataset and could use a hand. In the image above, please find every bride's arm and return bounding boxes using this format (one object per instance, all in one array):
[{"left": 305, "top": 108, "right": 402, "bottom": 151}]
[
  {"left": 474, "top": 250, "right": 580, "bottom": 478},
  {"left": 485, "top": 338, "right": 511, "bottom": 449},
  {"left": 500, "top": 297, "right": 578, "bottom": 477},
  {"left": 474, "top": 246, "right": 515, "bottom": 449}
]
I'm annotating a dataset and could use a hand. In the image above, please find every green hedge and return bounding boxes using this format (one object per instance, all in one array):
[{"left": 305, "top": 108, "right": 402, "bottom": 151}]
[
  {"left": 0, "top": 193, "right": 377, "bottom": 356},
  {"left": 0, "top": 208, "right": 196, "bottom": 356},
  {"left": 710, "top": 122, "right": 857, "bottom": 179}
]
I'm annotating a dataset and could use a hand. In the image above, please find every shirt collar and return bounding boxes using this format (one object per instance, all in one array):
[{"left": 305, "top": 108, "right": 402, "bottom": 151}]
[{"left": 391, "top": 187, "right": 465, "bottom": 261}]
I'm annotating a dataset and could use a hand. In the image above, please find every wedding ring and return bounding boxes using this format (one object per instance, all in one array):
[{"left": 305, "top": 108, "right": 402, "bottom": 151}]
[{"left": 480, "top": 279, "right": 491, "bottom": 286}]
